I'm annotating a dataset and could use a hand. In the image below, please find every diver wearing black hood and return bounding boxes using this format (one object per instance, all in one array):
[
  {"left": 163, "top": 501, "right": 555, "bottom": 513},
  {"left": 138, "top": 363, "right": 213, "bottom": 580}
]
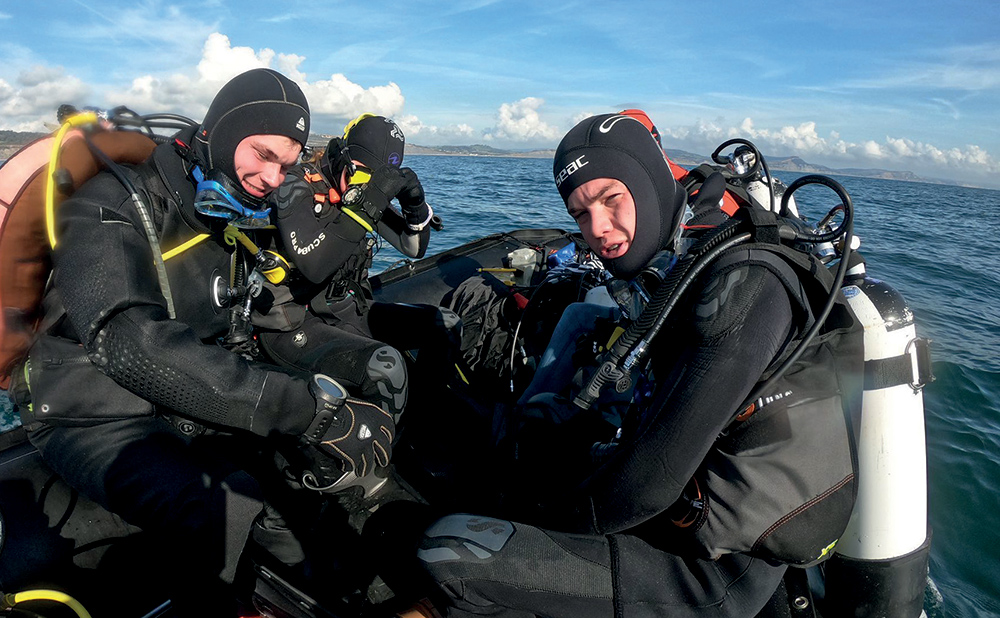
[
  {"left": 257, "top": 114, "right": 459, "bottom": 425},
  {"left": 367, "top": 113, "right": 866, "bottom": 618},
  {"left": 20, "top": 69, "right": 395, "bottom": 614},
  {"left": 194, "top": 67, "right": 310, "bottom": 199},
  {"left": 553, "top": 113, "right": 687, "bottom": 279}
]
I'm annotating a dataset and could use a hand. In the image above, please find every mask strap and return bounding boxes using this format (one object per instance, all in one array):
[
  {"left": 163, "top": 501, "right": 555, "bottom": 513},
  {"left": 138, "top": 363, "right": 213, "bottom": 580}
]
[{"left": 342, "top": 113, "right": 376, "bottom": 140}]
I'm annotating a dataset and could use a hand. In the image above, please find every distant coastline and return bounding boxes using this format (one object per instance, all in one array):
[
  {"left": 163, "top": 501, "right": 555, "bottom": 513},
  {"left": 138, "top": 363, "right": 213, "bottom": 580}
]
[
  {"left": 401, "top": 143, "right": 967, "bottom": 188},
  {"left": 0, "top": 130, "right": 977, "bottom": 189}
]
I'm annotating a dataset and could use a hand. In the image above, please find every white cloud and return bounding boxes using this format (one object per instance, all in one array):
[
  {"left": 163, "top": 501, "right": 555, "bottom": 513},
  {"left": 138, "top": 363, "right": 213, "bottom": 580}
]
[
  {"left": 483, "top": 97, "right": 560, "bottom": 142},
  {"left": 195, "top": 33, "right": 277, "bottom": 83},
  {"left": 395, "top": 115, "right": 474, "bottom": 142},
  {"left": 729, "top": 118, "right": 829, "bottom": 155},
  {"left": 861, "top": 140, "right": 884, "bottom": 158},
  {"left": 0, "top": 32, "right": 412, "bottom": 134},
  {"left": 0, "top": 67, "right": 89, "bottom": 127},
  {"left": 657, "top": 116, "right": 1000, "bottom": 178},
  {"left": 303, "top": 74, "right": 404, "bottom": 119}
]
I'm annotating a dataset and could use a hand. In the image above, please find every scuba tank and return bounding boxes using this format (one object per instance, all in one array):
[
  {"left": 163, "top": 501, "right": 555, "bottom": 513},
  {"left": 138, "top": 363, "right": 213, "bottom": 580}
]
[
  {"left": 715, "top": 139, "right": 800, "bottom": 217},
  {"left": 765, "top": 170, "right": 933, "bottom": 615},
  {"left": 822, "top": 250, "right": 934, "bottom": 617}
]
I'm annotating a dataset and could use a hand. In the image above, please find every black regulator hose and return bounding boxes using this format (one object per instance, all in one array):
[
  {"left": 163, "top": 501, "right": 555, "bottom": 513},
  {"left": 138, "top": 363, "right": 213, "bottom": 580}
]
[
  {"left": 712, "top": 139, "right": 762, "bottom": 180},
  {"left": 573, "top": 220, "right": 753, "bottom": 410},
  {"left": 780, "top": 174, "right": 851, "bottom": 242},
  {"left": 738, "top": 174, "right": 854, "bottom": 414},
  {"left": 82, "top": 134, "right": 177, "bottom": 319},
  {"left": 138, "top": 112, "right": 199, "bottom": 127},
  {"left": 575, "top": 173, "right": 855, "bottom": 414},
  {"left": 104, "top": 106, "right": 198, "bottom": 139}
]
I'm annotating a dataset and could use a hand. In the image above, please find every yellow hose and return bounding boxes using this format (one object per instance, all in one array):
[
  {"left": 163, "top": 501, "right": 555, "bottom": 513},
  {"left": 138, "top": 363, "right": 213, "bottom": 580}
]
[
  {"left": 46, "top": 112, "right": 99, "bottom": 249},
  {"left": 4, "top": 589, "right": 93, "bottom": 618},
  {"left": 162, "top": 233, "right": 211, "bottom": 261}
]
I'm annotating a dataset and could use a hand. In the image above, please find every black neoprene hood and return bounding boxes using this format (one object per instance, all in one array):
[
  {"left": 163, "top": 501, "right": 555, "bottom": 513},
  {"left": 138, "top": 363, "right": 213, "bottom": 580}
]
[
  {"left": 553, "top": 113, "right": 686, "bottom": 279},
  {"left": 194, "top": 68, "right": 310, "bottom": 183},
  {"left": 346, "top": 115, "right": 405, "bottom": 170},
  {"left": 320, "top": 115, "right": 405, "bottom": 184}
]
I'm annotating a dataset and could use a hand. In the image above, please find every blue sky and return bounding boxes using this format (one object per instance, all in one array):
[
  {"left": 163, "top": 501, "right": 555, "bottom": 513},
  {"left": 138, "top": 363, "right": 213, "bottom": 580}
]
[{"left": 1, "top": 0, "right": 998, "bottom": 187}]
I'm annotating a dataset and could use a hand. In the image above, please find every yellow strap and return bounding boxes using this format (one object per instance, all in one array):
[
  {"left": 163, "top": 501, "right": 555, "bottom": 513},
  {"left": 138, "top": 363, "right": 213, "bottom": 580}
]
[
  {"left": 162, "top": 226, "right": 289, "bottom": 288},
  {"left": 224, "top": 225, "right": 260, "bottom": 253},
  {"left": 46, "top": 112, "right": 99, "bottom": 248},
  {"left": 341, "top": 207, "right": 374, "bottom": 233},
  {"left": 347, "top": 168, "right": 372, "bottom": 185},
  {"left": 162, "top": 226, "right": 265, "bottom": 261},
  {"left": 162, "top": 233, "right": 210, "bottom": 261},
  {"left": 606, "top": 326, "right": 626, "bottom": 348},
  {"left": 343, "top": 112, "right": 376, "bottom": 139},
  {"left": 23, "top": 362, "right": 33, "bottom": 414}
]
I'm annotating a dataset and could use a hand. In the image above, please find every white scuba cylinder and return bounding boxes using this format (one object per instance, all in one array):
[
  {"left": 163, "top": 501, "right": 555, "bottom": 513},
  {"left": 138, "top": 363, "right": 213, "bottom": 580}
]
[
  {"left": 836, "top": 272, "right": 929, "bottom": 560},
  {"left": 745, "top": 177, "right": 800, "bottom": 217}
]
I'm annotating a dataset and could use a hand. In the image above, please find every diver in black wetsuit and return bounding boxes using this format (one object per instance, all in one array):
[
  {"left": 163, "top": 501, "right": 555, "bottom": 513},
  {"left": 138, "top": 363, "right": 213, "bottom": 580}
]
[
  {"left": 15, "top": 70, "right": 395, "bottom": 616},
  {"left": 368, "top": 114, "right": 862, "bottom": 618},
  {"left": 260, "top": 114, "right": 459, "bottom": 424}
]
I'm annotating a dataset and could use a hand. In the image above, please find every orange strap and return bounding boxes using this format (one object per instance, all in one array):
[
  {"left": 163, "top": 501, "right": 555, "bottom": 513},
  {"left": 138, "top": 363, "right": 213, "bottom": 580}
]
[{"left": 720, "top": 193, "right": 740, "bottom": 217}]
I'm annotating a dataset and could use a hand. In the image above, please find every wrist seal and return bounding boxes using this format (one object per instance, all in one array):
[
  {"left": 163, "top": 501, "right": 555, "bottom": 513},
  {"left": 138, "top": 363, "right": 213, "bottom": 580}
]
[{"left": 405, "top": 203, "right": 434, "bottom": 232}]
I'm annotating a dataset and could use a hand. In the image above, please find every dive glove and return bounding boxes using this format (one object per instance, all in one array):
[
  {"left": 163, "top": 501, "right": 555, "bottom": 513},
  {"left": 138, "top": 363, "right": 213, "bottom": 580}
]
[
  {"left": 300, "top": 374, "right": 394, "bottom": 494},
  {"left": 397, "top": 167, "right": 432, "bottom": 231},
  {"left": 341, "top": 164, "right": 411, "bottom": 226}
]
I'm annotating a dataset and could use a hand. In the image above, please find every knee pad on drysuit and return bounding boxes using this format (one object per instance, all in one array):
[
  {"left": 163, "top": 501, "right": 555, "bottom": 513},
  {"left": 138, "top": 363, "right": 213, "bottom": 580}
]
[
  {"left": 257, "top": 325, "right": 408, "bottom": 425},
  {"left": 362, "top": 344, "right": 408, "bottom": 424},
  {"left": 417, "top": 514, "right": 516, "bottom": 566}
]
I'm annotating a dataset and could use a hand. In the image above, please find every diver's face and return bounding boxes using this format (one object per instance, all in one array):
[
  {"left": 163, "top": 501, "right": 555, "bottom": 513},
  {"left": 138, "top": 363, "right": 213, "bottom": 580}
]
[
  {"left": 233, "top": 134, "right": 302, "bottom": 198},
  {"left": 566, "top": 178, "right": 636, "bottom": 260}
]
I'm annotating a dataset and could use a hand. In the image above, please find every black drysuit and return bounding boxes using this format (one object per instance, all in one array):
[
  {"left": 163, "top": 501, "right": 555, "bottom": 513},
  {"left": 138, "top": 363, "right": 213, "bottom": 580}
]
[
  {"left": 22, "top": 129, "right": 320, "bottom": 610},
  {"left": 259, "top": 164, "right": 456, "bottom": 423},
  {"left": 374, "top": 259, "right": 803, "bottom": 618}
]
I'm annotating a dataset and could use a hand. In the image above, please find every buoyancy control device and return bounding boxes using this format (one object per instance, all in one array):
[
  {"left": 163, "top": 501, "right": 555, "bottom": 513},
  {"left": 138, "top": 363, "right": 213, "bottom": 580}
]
[
  {"left": 574, "top": 139, "right": 932, "bottom": 584},
  {"left": 589, "top": 174, "right": 864, "bottom": 567}
]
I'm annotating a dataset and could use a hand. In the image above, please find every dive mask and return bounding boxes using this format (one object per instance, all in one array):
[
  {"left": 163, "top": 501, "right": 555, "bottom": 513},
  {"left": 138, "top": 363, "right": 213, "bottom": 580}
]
[{"left": 192, "top": 166, "right": 271, "bottom": 229}]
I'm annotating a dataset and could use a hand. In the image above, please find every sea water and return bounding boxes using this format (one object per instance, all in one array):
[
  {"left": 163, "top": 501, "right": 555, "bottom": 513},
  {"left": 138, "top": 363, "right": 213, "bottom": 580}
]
[{"left": 2, "top": 155, "right": 998, "bottom": 617}]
